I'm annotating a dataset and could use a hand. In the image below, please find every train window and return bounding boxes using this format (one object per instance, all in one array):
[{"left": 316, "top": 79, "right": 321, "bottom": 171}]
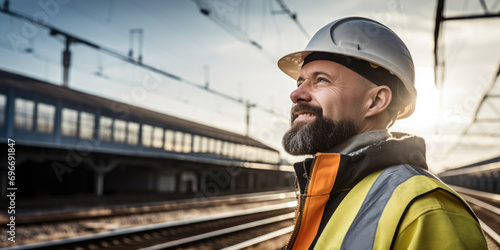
[
  {"left": 257, "top": 148, "right": 264, "bottom": 162},
  {"left": 183, "top": 133, "right": 192, "bottom": 153},
  {"left": 61, "top": 108, "right": 78, "bottom": 137},
  {"left": 248, "top": 146, "right": 255, "bottom": 161},
  {"left": 201, "top": 136, "right": 208, "bottom": 153},
  {"left": 272, "top": 152, "right": 280, "bottom": 164},
  {"left": 252, "top": 147, "right": 258, "bottom": 161},
  {"left": 228, "top": 143, "right": 235, "bottom": 158},
  {"left": 14, "top": 98, "right": 34, "bottom": 131},
  {"left": 233, "top": 144, "right": 241, "bottom": 159},
  {"left": 152, "top": 127, "right": 163, "bottom": 148},
  {"left": 264, "top": 150, "right": 272, "bottom": 163},
  {"left": 174, "top": 131, "right": 183, "bottom": 152},
  {"left": 246, "top": 146, "right": 252, "bottom": 161},
  {"left": 241, "top": 145, "right": 247, "bottom": 160},
  {"left": 253, "top": 147, "right": 260, "bottom": 162},
  {"left": 164, "top": 129, "right": 174, "bottom": 151},
  {"left": 215, "top": 140, "right": 222, "bottom": 155},
  {"left": 256, "top": 148, "right": 261, "bottom": 162},
  {"left": 242, "top": 145, "right": 249, "bottom": 160},
  {"left": 192, "top": 135, "right": 201, "bottom": 153},
  {"left": 232, "top": 144, "right": 239, "bottom": 159},
  {"left": 99, "top": 116, "right": 113, "bottom": 141},
  {"left": 269, "top": 151, "right": 276, "bottom": 163},
  {"left": 142, "top": 124, "right": 153, "bottom": 147},
  {"left": 127, "top": 122, "right": 139, "bottom": 145},
  {"left": 113, "top": 119, "right": 127, "bottom": 143},
  {"left": 37, "top": 103, "right": 55, "bottom": 134},
  {"left": 266, "top": 151, "right": 272, "bottom": 163},
  {"left": 208, "top": 138, "right": 216, "bottom": 154},
  {"left": 79, "top": 112, "right": 94, "bottom": 139},
  {"left": 251, "top": 147, "right": 257, "bottom": 161},
  {"left": 233, "top": 144, "right": 239, "bottom": 159},
  {"left": 238, "top": 145, "right": 245, "bottom": 160},
  {"left": 262, "top": 149, "right": 268, "bottom": 163},
  {"left": 247, "top": 146, "right": 254, "bottom": 161},
  {"left": 0, "top": 94, "right": 6, "bottom": 126},
  {"left": 222, "top": 141, "right": 229, "bottom": 156}
]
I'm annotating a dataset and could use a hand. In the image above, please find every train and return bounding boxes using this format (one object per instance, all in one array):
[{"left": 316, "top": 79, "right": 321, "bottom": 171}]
[{"left": 0, "top": 69, "right": 294, "bottom": 198}]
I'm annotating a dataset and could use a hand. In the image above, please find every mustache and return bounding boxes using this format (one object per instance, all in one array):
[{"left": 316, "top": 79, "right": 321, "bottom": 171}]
[{"left": 291, "top": 104, "right": 323, "bottom": 123}]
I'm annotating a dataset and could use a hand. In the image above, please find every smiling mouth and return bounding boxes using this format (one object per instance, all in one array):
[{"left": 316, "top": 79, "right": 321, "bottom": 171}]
[
  {"left": 293, "top": 112, "right": 316, "bottom": 123},
  {"left": 297, "top": 113, "right": 315, "bottom": 118},
  {"left": 291, "top": 104, "right": 322, "bottom": 124}
]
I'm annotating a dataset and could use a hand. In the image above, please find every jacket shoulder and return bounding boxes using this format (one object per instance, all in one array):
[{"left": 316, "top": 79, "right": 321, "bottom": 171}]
[
  {"left": 373, "top": 165, "right": 485, "bottom": 249},
  {"left": 393, "top": 189, "right": 487, "bottom": 249}
]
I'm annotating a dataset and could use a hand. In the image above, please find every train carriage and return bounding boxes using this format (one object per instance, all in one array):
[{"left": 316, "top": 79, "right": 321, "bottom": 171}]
[{"left": 0, "top": 70, "right": 294, "bottom": 198}]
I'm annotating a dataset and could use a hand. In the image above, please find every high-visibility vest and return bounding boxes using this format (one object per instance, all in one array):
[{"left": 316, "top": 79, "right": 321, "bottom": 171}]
[{"left": 289, "top": 162, "right": 480, "bottom": 249}]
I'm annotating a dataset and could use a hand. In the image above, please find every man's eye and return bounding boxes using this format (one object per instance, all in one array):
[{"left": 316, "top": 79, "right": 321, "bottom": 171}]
[{"left": 318, "top": 77, "right": 329, "bottom": 83}]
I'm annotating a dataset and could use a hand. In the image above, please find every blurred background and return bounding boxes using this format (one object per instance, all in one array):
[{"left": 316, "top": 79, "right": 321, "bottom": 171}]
[
  {"left": 0, "top": 0, "right": 499, "bottom": 248},
  {"left": 1, "top": 0, "right": 499, "bottom": 172},
  {"left": 1, "top": 0, "right": 499, "bottom": 173}
]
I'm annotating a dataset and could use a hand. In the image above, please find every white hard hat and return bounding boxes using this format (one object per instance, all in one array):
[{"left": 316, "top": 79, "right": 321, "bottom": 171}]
[{"left": 278, "top": 17, "right": 416, "bottom": 119}]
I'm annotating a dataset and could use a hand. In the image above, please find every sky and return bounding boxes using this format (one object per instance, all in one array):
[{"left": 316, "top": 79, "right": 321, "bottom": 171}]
[{"left": 0, "top": 0, "right": 499, "bottom": 173}]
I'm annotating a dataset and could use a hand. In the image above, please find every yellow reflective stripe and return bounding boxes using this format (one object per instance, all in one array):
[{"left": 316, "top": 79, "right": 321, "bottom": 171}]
[
  {"left": 374, "top": 175, "right": 478, "bottom": 249},
  {"left": 374, "top": 175, "right": 442, "bottom": 249},
  {"left": 314, "top": 169, "right": 383, "bottom": 249},
  {"left": 315, "top": 165, "right": 478, "bottom": 250},
  {"left": 341, "top": 165, "right": 422, "bottom": 249}
]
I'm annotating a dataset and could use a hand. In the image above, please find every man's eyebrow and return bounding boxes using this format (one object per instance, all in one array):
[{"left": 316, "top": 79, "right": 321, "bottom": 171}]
[{"left": 297, "top": 71, "right": 333, "bottom": 83}]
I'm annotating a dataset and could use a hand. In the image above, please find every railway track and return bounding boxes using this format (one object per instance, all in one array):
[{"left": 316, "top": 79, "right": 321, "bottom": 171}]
[
  {"left": 3, "top": 202, "right": 296, "bottom": 250},
  {"left": 1, "top": 190, "right": 296, "bottom": 225},
  {"left": 6, "top": 187, "right": 497, "bottom": 249},
  {"left": 451, "top": 185, "right": 500, "bottom": 249}
]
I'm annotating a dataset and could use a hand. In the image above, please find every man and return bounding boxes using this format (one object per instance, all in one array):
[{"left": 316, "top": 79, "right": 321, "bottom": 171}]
[{"left": 278, "top": 17, "right": 487, "bottom": 249}]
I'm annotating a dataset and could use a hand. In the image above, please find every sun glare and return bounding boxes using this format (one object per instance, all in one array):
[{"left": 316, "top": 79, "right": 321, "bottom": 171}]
[{"left": 391, "top": 67, "right": 439, "bottom": 137}]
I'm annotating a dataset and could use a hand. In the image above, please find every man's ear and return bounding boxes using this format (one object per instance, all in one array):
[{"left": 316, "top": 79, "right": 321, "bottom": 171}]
[{"left": 365, "top": 85, "right": 392, "bottom": 118}]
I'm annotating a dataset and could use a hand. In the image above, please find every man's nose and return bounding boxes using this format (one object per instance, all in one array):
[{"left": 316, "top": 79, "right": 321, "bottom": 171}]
[{"left": 290, "top": 82, "right": 312, "bottom": 104}]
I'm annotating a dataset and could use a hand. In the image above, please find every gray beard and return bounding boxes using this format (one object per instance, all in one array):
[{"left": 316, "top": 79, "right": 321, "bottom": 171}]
[{"left": 282, "top": 114, "right": 359, "bottom": 156}]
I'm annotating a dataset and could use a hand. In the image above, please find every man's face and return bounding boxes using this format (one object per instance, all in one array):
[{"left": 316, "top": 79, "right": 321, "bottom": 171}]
[{"left": 282, "top": 60, "right": 372, "bottom": 155}]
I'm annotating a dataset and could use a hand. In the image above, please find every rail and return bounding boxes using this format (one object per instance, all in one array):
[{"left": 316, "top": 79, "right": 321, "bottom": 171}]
[
  {"left": 3, "top": 201, "right": 297, "bottom": 250},
  {"left": 221, "top": 226, "right": 294, "bottom": 250},
  {"left": 451, "top": 185, "right": 500, "bottom": 247},
  {"left": 3, "top": 190, "right": 296, "bottom": 225}
]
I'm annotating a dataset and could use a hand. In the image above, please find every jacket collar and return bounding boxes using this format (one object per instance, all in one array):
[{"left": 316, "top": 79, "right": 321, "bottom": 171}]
[
  {"left": 325, "top": 129, "right": 391, "bottom": 155},
  {"left": 293, "top": 130, "right": 428, "bottom": 194}
]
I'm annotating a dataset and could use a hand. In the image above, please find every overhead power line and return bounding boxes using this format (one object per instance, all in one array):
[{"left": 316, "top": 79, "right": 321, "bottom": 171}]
[
  {"left": 272, "top": 0, "right": 309, "bottom": 39},
  {"left": 0, "top": 3, "right": 287, "bottom": 134},
  {"left": 192, "top": 0, "right": 310, "bottom": 61},
  {"left": 434, "top": 0, "right": 500, "bottom": 165},
  {"left": 192, "top": 0, "right": 275, "bottom": 62},
  {"left": 433, "top": 0, "right": 500, "bottom": 90},
  {"left": 442, "top": 63, "right": 500, "bottom": 160}
]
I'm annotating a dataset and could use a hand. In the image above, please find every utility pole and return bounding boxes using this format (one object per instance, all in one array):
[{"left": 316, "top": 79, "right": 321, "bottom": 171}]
[
  {"left": 0, "top": 3, "right": 289, "bottom": 138},
  {"left": 245, "top": 101, "right": 256, "bottom": 136},
  {"left": 129, "top": 28, "right": 144, "bottom": 63},
  {"left": 204, "top": 65, "right": 210, "bottom": 89},
  {"left": 62, "top": 37, "right": 72, "bottom": 87},
  {"left": 434, "top": 0, "right": 500, "bottom": 89}
]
